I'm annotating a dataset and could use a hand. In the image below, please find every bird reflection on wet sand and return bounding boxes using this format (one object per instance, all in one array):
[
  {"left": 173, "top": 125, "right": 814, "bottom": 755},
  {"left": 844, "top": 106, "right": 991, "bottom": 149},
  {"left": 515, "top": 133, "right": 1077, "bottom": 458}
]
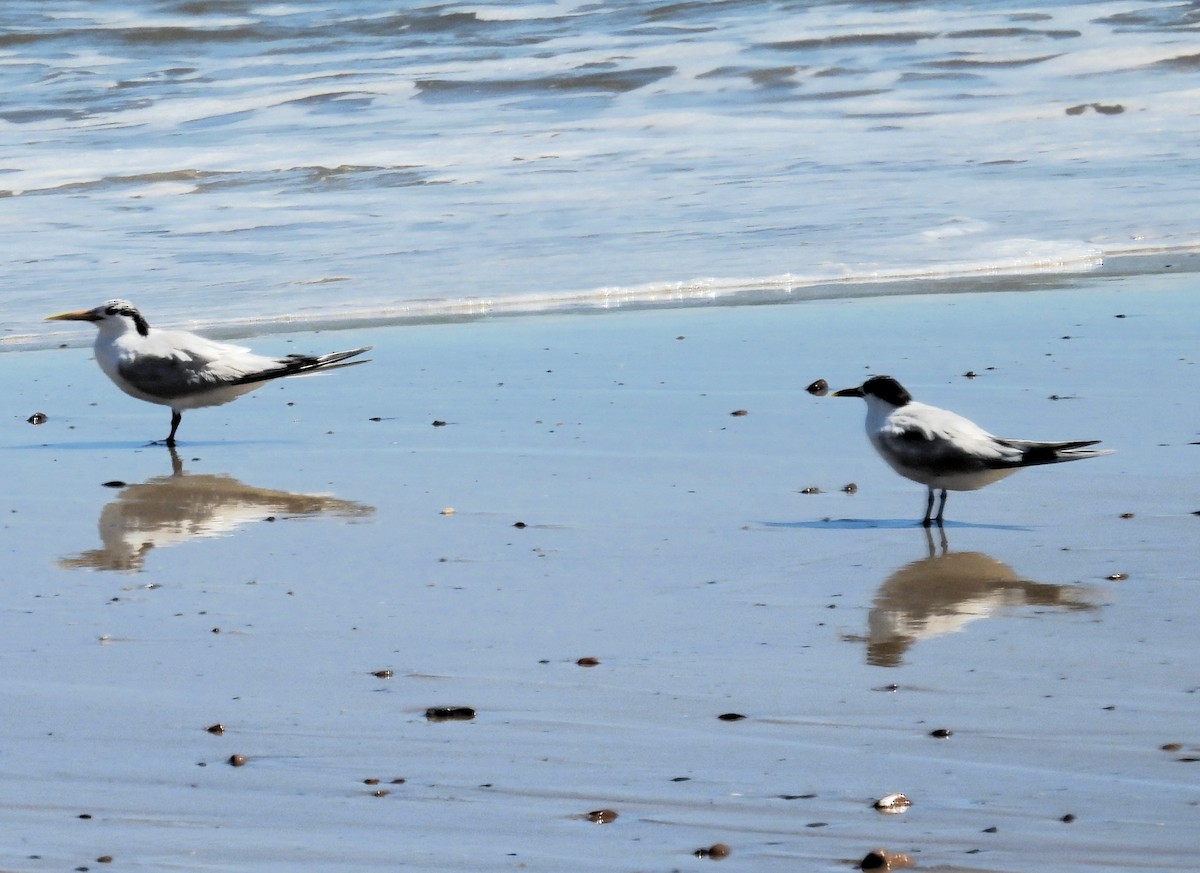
[
  {"left": 855, "top": 528, "right": 1100, "bottom": 667},
  {"left": 60, "top": 448, "right": 374, "bottom": 572}
]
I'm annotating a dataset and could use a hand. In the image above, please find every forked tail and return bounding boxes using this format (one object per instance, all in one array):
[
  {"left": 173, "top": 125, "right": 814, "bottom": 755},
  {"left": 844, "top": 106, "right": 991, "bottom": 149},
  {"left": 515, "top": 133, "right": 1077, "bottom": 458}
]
[
  {"left": 995, "top": 438, "right": 1113, "bottom": 468},
  {"left": 230, "top": 346, "right": 372, "bottom": 386}
]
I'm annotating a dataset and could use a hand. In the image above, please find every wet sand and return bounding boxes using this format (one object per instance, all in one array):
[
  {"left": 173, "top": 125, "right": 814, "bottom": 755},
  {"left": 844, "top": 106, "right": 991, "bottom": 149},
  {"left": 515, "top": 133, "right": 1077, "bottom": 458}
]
[{"left": 2, "top": 270, "right": 1198, "bottom": 871}]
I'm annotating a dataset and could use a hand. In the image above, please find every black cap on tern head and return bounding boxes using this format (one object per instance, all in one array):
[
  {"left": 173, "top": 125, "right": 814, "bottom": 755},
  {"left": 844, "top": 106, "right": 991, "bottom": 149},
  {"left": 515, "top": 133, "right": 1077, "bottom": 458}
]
[
  {"left": 832, "top": 375, "right": 912, "bottom": 407},
  {"left": 47, "top": 299, "right": 150, "bottom": 336}
]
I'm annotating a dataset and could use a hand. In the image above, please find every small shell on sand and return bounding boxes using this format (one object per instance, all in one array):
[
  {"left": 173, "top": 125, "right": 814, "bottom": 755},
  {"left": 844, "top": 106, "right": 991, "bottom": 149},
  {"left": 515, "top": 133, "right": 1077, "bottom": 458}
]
[
  {"left": 860, "top": 849, "right": 913, "bottom": 871},
  {"left": 873, "top": 793, "right": 912, "bottom": 814}
]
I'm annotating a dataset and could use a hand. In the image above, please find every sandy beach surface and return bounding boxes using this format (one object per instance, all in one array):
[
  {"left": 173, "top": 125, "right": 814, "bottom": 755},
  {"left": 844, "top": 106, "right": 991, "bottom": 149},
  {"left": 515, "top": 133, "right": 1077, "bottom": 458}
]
[{"left": 3, "top": 269, "right": 1198, "bottom": 871}]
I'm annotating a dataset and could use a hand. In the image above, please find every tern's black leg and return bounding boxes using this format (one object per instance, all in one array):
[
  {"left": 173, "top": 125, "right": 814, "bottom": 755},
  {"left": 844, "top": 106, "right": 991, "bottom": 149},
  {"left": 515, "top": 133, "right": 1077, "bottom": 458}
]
[
  {"left": 166, "top": 410, "right": 182, "bottom": 447},
  {"left": 934, "top": 489, "right": 948, "bottom": 527},
  {"left": 922, "top": 488, "right": 935, "bottom": 527}
]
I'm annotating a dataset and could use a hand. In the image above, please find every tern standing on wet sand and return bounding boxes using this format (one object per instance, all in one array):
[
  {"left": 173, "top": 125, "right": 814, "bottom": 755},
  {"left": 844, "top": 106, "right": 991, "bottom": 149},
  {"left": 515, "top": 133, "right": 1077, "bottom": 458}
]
[
  {"left": 47, "top": 299, "right": 370, "bottom": 446},
  {"left": 831, "top": 375, "right": 1112, "bottom": 526}
]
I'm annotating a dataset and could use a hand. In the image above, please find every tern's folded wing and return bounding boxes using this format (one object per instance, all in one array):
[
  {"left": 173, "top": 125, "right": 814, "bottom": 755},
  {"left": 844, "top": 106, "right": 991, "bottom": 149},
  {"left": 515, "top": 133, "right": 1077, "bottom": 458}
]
[
  {"left": 116, "top": 353, "right": 227, "bottom": 400},
  {"left": 881, "top": 405, "right": 1023, "bottom": 471}
]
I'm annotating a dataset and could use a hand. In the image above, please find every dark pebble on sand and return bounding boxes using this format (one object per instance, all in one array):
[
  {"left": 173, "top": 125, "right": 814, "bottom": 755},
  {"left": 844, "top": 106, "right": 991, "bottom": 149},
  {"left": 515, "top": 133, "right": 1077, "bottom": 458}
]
[
  {"left": 426, "top": 706, "right": 476, "bottom": 721},
  {"left": 205, "top": 723, "right": 225, "bottom": 735},
  {"left": 695, "top": 843, "right": 731, "bottom": 859},
  {"left": 587, "top": 808, "right": 618, "bottom": 824},
  {"left": 1065, "top": 101, "right": 1123, "bottom": 115},
  {"left": 929, "top": 728, "right": 953, "bottom": 739},
  {"left": 806, "top": 378, "right": 828, "bottom": 396},
  {"left": 717, "top": 712, "right": 746, "bottom": 721},
  {"left": 27, "top": 412, "right": 47, "bottom": 425}
]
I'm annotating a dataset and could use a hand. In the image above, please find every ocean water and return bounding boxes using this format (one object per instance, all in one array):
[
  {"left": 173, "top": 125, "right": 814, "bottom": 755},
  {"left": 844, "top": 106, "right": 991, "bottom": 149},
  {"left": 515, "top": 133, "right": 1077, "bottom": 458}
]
[{"left": 6, "top": 0, "right": 1200, "bottom": 349}]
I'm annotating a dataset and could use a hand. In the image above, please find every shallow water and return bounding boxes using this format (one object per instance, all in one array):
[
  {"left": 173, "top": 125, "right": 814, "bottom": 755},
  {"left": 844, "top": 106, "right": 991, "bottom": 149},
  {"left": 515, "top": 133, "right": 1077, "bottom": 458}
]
[
  {"left": 7, "top": 0, "right": 1200, "bottom": 348},
  {"left": 2, "top": 275, "right": 1198, "bottom": 870}
]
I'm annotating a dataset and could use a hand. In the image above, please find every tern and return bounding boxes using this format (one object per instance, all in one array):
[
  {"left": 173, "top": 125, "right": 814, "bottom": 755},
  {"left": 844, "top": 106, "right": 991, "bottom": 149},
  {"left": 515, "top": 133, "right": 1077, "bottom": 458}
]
[
  {"left": 47, "top": 299, "right": 371, "bottom": 446},
  {"left": 832, "top": 375, "right": 1111, "bottom": 526}
]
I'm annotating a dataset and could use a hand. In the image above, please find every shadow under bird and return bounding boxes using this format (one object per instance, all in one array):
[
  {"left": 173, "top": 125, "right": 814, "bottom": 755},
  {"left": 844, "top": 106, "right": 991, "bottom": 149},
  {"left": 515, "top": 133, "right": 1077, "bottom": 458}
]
[
  {"left": 831, "top": 375, "right": 1112, "bottom": 526},
  {"left": 47, "top": 299, "right": 371, "bottom": 446}
]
